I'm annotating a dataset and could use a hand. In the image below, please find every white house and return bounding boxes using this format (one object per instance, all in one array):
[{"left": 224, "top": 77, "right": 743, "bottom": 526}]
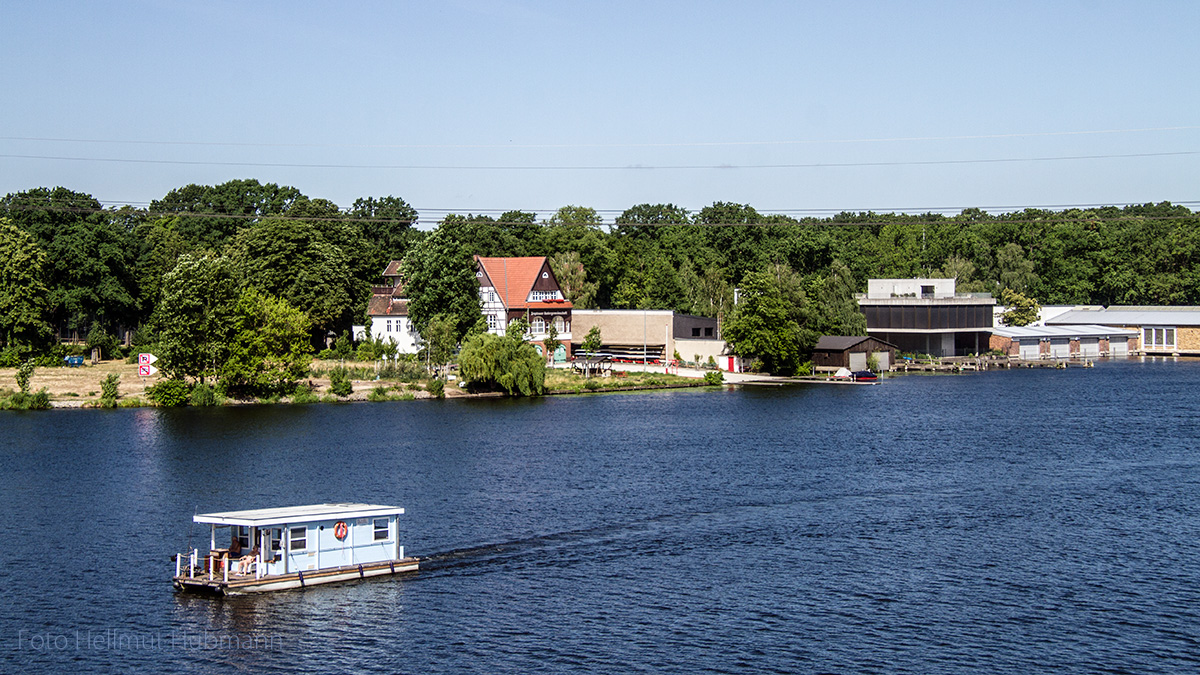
[{"left": 357, "top": 261, "right": 421, "bottom": 353}]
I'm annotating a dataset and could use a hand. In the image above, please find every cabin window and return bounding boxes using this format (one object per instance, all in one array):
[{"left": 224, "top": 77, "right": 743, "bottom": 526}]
[
  {"left": 234, "top": 525, "right": 250, "bottom": 550},
  {"left": 373, "top": 518, "right": 390, "bottom": 541},
  {"left": 692, "top": 327, "right": 700, "bottom": 337},
  {"left": 553, "top": 316, "right": 565, "bottom": 333},
  {"left": 290, "top": 527, "right": 307, "bottom": 551},
  {"left": 705, "top": 327, "right": 714, "bottom": 337},
  {"left": 270, "top": 528, "right": 282, "bottom": 551},
  {"left": 487, "top": 314, "right": 498, "bottom": 331},
  {"left": 532, "top": 317, "right": 546, "bottom": 334}
]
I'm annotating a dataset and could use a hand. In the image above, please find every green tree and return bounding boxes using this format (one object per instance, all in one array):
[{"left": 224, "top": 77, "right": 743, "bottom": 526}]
[
  {"left": 809, "top": 260, "right": 867, "bottom": 337},
  {"left": 543, "top": 206, "right": 617, "bottom": 305},
  {"left": 99, "top": 373, "right": 120, "bottom": 408},
  {"left": 458, "top": 330, "right": 545, "bottom": 396},
  {"left": 1000, "top": 289, "right": 1040, "bottom": 327},
  {"left": 723, "top": 269, "right": 803, "bottom": 375},
  {"left": 153, "top": 253, "right": 239, "bottom": 382},
  {"left": 348, "top": 195, "right": 422, "bottom": 280},
  {"left": 403, "top": 219, "right": 485, "bottom": 341},
  {"left": 542, "top": 322, "right": 561, "bottom": 364},
  {"left": 548, "top": 251, "right": 598, "bottom": 308},
  {"left": 1, "top": 188, "right": 138, "bottom": 337},
  {"left": 150, "top": 179, "right": 303, "bottom": 250},
  {"left": 420, "top": 313, "right": 458, "bottom": 377},
  {"left": 995, "top": 242, "right": 1038, "bottom": 296},
  {"left": 581, "top": 325, "right": 602, "bottom": 355},
  {"left": 0, "top": 218, "right": 52, "bottom": 349},
  {"left": 219, "top": 289, "right": 313, "bottom": 396},
  {"left": 231, "top": 217, "right": 362, "bottom": 344}
]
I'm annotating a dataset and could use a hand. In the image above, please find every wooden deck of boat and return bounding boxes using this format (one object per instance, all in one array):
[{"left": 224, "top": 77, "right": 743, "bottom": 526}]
[{"left": 174, "top": 557, "right": 420, "bottom": 595}]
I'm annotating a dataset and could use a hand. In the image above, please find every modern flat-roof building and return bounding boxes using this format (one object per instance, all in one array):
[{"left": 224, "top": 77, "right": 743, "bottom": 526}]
[
  {"left": 857, "top": 278, "right": 995, "bottom": 357},
  {"left": 569, "top": 309, "right": 723, "bottom": 364}
]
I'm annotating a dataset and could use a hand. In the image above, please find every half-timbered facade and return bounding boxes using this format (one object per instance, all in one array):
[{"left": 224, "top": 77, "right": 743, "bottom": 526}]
[{"left": 475, "top": 256, "right": 573, "bottom": 361}]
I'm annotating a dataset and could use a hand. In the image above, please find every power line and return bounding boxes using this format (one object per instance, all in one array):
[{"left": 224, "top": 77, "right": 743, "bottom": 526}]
[
  {"left": 2, "top": 125, "right": 1197, "bottom": 149},
  {"left": 2, "top": 150, "right": 1198, "bottom": 171}
]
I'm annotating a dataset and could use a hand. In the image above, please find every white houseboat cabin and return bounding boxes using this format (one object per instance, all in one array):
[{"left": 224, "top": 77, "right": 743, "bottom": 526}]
[{"left": 173, "top": 503, "right": 418, "bottom": 595}]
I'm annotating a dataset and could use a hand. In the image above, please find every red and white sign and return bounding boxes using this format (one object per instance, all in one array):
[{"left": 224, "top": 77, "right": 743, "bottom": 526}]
[
  {"left": 138, "top": 364, "right": 159, "bottom": 377},
  {"left": 138, "top": 353, "right": 158, "bottom": 366}
]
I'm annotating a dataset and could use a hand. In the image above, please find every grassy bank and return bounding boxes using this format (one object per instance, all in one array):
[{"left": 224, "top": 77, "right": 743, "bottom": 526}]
[{"left": 0, "top": 359, "right": 721, "bottom": 409}]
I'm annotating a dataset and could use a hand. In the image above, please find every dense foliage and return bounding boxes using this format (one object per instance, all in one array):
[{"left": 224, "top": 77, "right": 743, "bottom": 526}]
[
  {"left": 3, "top": 180, "right": 1197, "bottom": 378},
  {"left": 458, "top": 322, "right": 546, "bottom": 396}
]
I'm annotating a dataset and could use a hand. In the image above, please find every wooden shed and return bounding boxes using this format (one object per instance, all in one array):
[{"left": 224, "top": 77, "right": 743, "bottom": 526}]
[{"left": 812, "top": 336, "right": 898, "bottom": 372}]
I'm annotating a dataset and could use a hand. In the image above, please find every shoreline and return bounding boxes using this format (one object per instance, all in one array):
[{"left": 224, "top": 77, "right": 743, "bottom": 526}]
[{"left": 6, "top": 354, "right": 1193, "bottom": 410}]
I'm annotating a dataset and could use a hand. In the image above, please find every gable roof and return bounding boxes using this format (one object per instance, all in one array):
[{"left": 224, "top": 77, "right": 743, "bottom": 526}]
[
  {"left": 813, "top": 335, "right": 897, "bottom": 352},
  {"left": 367, "top": 294, "right": 408, "bottom": 317},
  {"left": 383, "top": 260, "right": 403, "bottom": 277},
  {"left": 475, "top": 256, "right": 573, "bottom": 311}
]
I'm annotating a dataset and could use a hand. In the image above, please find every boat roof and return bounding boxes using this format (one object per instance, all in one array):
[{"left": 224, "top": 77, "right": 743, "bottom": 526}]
[{"left": 194, "top": 503, "right": 404, "bottom": 527}]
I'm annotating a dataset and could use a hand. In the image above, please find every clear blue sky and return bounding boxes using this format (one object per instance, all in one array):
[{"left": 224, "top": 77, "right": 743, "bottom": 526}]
[{"left": 2, "top": 1, "right": 1197, "bottom": 224}]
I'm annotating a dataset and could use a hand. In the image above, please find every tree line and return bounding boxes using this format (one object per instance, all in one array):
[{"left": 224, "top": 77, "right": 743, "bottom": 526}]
[{"left": 2, "top": 179, "right": 1197, "bottom": 382}]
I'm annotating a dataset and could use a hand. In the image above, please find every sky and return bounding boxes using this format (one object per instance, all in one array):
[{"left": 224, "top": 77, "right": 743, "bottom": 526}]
[{"left": 2, "top": 0, "right": 1198, "bottom": 225}]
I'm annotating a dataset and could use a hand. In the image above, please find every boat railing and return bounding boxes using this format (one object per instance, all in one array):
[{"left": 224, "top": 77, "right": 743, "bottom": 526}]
[{"left": 175, "top": 548, "right": 266, "bottom": 582}]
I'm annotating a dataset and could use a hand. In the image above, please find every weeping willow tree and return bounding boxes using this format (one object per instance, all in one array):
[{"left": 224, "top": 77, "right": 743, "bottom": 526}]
[{"left": 457, "top": 320, "right": 545, "bottom": 396}]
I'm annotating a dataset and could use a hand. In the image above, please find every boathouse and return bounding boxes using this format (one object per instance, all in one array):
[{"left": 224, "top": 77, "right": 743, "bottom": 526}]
[
  {"left": 990, "top": 324, "right": 1138, "bottom": 359},
  {"left": 811, "top": 336, "right": 897, "bottom": 373},
  {"left": 1045, "top": 306, "right": 1200, "bottom": 356}
]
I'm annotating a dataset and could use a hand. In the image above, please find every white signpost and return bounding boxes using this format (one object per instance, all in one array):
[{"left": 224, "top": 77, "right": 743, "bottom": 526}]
[{"left": 138, "top": 353, "right": 158, "bottom": 378}]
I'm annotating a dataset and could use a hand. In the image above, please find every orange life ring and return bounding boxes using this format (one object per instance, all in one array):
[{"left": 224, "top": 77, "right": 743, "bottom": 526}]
[{"left": 334, "top": 521, "right": 348, "bottom": 540}]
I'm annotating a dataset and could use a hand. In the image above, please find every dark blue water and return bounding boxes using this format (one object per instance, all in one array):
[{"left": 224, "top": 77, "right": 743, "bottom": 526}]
[{"left": 2, "top": 359, "right": 1199, "bottom": 673}]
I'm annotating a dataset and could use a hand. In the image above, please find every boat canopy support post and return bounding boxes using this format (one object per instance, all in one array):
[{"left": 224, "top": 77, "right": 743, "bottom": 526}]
[{"left": 210, "top": 524, "right": 215, "bottom": 552}]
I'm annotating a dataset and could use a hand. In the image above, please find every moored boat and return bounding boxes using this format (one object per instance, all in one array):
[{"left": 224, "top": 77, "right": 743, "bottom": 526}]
[{"left": 173, "top": 503, "right": 418, "bottom": 595}]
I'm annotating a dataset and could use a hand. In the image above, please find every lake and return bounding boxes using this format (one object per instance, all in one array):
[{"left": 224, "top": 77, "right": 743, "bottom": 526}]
[{"left": 2, "top": 359, "right": 1199, "bottom": 673}]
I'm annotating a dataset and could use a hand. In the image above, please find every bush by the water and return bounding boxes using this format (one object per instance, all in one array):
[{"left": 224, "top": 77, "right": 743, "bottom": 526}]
[
  {"left": 426, "top": 378, "right": 445, "bottom": 399},
  {"left": 329, "top": 367, "right": 353, "bottom": 397},
  {"left": 99, "top": 373, "right": 120, "bottom": 408},
  {"left": 147, "top": 379, "right": 190, "bottom": 407},
  {"left": 0, "top": 389, "right": 51, "bottom": 410},
  {"left": 703, "top": 371, "right": 724, "bottom": 385},
  {"left": 189, "top": 383, "right": 217, "bottom": 407}
]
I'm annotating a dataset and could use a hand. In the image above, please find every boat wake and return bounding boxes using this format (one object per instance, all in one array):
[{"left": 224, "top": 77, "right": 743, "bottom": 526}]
[{"left": 416, "top": 511, "right": 700, "bottom": 575}]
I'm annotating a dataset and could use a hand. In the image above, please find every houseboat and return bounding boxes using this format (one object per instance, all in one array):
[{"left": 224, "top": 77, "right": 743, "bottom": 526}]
[{"left": 173, "top": 503, "right": 419, "bottom": 595}]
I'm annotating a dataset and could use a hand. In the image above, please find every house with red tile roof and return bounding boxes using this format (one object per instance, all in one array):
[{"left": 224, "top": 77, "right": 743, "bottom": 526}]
[{"left": 475, "top": 256, "right": 573, "bottom": 361}]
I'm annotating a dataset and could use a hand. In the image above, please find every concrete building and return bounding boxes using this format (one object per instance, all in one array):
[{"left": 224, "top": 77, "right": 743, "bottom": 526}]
[
  {"left": 570, "top": 309, "right": 724, "bottom": 364},
  {"left": 857, "top": 278, "right": 995, "bottom": 357}
]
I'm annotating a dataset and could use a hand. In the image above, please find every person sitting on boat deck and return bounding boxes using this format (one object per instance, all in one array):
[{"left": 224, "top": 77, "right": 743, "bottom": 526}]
[
  {"left": 236, "top": 545, "right": 260, "bottom": 575},
  {"left": 220, "top": 535, "right": 241, "bottom": 572}
]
